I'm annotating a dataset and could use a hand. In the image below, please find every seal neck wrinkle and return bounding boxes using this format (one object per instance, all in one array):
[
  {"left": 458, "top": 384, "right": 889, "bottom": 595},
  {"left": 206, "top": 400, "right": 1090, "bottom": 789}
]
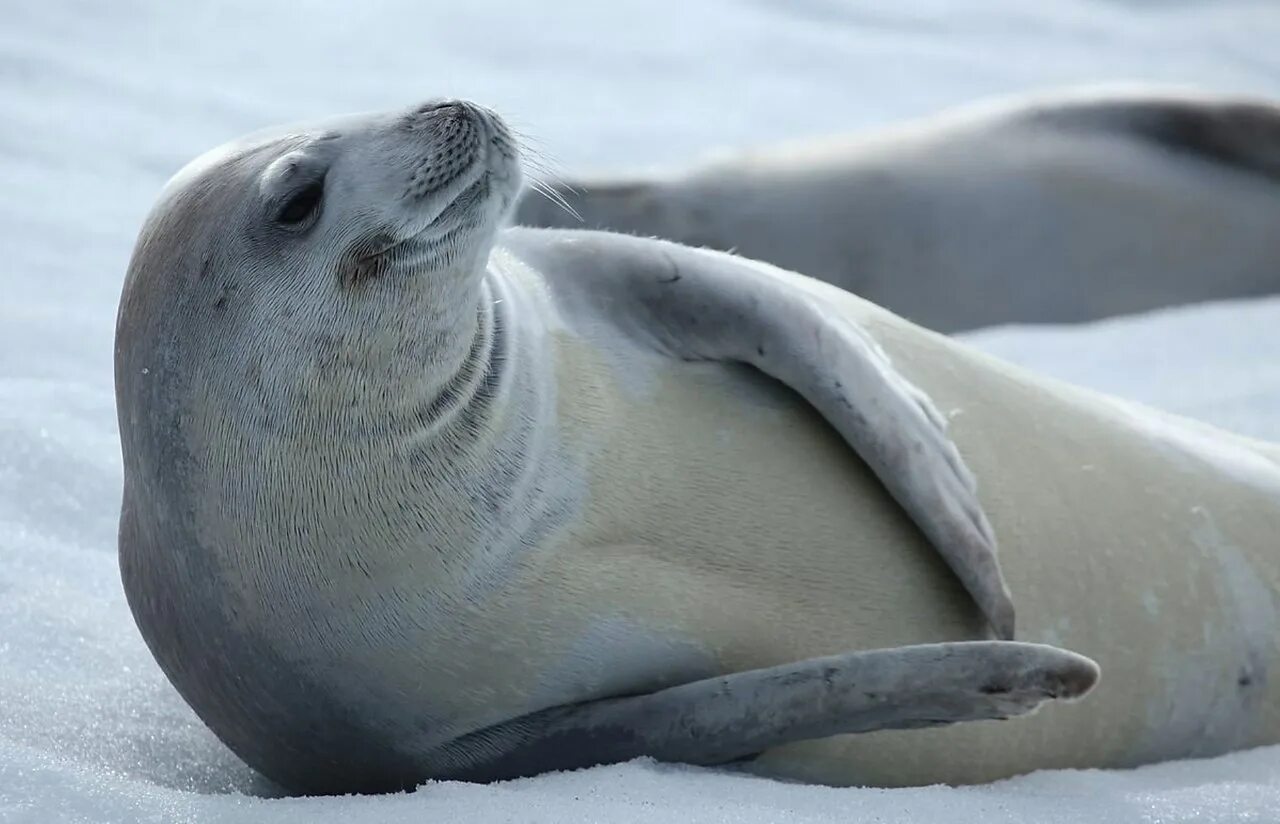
[{"left": 396, "top": 276, "right": 509, "bottom": 446}]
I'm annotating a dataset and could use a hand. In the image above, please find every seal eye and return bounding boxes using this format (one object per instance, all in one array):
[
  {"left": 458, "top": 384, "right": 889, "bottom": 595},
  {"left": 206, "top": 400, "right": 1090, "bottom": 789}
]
[{"left": 277, "top": 180, "right": 324, "bottom": 226}]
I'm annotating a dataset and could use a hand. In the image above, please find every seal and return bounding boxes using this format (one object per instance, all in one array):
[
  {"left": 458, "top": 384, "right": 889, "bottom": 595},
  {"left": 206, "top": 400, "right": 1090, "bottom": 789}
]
[
  {"left": 116, "top": 99, "right": 1278, "bottom": 796},
  {"left": 516, "top": 87, "right": 1280, "bottom": 332}
]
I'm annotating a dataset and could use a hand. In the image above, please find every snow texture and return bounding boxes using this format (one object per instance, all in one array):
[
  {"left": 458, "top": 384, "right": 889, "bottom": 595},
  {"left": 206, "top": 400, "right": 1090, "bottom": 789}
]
[{"left": 3, "top": 0, "right": 1280, "bottom": 821}]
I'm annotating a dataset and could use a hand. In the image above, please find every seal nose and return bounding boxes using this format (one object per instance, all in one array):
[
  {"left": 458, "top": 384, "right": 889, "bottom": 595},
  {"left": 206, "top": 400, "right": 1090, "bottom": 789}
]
[
  {"left": 418, "top": 100, "right": 463, "bottom": 117},
  {"left": 407, "top": 99, "right": 480, "bottom": 129}
]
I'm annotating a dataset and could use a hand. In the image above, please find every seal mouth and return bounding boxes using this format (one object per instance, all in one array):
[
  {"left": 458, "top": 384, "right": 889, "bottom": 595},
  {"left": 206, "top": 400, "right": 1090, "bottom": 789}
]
[
  {"left": 345, "top": 173, "right": 492, "bottom": 287},
  {"left": 448, "top": 173, "right": 492, "bottom": 214}
]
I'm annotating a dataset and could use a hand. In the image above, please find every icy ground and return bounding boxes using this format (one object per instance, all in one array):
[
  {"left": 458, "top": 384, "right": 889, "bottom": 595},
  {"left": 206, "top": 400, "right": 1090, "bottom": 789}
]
[{"left": 3, "top": 0, "right": 1280, "bottom": 821}]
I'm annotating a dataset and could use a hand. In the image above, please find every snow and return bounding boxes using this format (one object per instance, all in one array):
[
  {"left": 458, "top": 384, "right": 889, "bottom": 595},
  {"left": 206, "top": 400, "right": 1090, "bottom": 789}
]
[{"left": 3, "top": 0, "right": 1280, "bottom": 821}]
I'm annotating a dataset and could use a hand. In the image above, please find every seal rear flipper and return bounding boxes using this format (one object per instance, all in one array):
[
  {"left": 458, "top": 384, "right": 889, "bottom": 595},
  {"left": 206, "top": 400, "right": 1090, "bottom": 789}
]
[
  {"left": 423, "top": 641, "right": 1099, "bottom": 783},
  {"left": 1021, "top": 94, "right": 1280, "bottom": 182}
]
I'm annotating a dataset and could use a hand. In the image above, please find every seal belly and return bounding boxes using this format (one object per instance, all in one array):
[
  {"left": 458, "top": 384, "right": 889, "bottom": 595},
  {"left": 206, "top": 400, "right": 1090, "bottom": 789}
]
[{"left": 538, "top": 291, "right": 1280, "bottom": 786}]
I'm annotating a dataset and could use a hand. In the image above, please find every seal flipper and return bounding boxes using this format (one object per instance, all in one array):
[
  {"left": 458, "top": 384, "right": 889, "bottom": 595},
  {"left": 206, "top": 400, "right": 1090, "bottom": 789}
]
[
  {"left": 1021, "top": 94, "right": 1280, "bottom": 183},
  {"left": 524, "top": 230, "right": 1014, "bottom": 639},
  {"left": 426, "top": 641, "right": 1099, "bottom": 782}
]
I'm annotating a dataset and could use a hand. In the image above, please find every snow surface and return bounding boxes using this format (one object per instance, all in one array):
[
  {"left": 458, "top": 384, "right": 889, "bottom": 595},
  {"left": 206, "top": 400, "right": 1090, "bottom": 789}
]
[{"left": 3, "top": 0, "right": 1280, "bottom": 821}]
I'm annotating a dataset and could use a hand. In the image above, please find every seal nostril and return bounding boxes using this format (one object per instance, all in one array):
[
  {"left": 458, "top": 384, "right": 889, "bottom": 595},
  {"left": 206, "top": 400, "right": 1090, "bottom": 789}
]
[
  {"left": 404, "top": 100, "right": 476, "bottom": 133},
  {"left": 427, "top": 101, "right": 469, "bottom": 119},
  {"left": 416, "top": 100, "right": 458, "bottom": 116}
]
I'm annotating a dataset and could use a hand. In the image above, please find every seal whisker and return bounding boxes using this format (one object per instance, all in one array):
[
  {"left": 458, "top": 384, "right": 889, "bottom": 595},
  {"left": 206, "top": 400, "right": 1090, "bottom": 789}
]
[
  {"left": 513, "top": 140, "right": 578, "bottom": 192},
  {"left": 527, "top": 179, "right": 583, "bottom": 223},
  {"left": 522, "top": 163, "right": 581, "bottom": 196}
]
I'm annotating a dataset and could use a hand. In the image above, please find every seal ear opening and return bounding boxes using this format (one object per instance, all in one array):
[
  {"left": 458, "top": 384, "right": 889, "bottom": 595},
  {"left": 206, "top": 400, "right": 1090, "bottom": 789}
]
[{"left": 420, "top": 641, "right": 1100, "bottom": 784}]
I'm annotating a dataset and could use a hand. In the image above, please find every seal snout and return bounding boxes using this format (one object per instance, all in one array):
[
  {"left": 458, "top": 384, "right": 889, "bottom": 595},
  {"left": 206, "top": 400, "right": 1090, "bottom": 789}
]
[
  {"left": 397, "top": 99, "right": 519, "bottom": 207},
  {"left": 404, "top": 99, "right": 484, "bottom": 137},
  {"left": 332, "top": 99, "right": 521, "bottom": 281},
  {"left": 403, "top": 103, "right": 485, "bottom": 200},
  {"left": 401, "top": 98, "right": 505, "bottom": 154}
]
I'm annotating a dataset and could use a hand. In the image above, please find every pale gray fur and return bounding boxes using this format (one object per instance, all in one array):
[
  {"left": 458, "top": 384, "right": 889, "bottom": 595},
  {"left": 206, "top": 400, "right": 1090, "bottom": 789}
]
[
  {"left": 115, "top": 100, "right": 1059, "bottom": 795},
  {"left": 515, "top": 87, "right": 1280, "bottom": 332}
]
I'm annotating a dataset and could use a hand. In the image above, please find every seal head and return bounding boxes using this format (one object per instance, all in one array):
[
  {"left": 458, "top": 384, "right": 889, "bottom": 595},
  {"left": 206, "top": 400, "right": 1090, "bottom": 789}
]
[{"left": 115, "top": 99, "right": 524, "bottom": 793}]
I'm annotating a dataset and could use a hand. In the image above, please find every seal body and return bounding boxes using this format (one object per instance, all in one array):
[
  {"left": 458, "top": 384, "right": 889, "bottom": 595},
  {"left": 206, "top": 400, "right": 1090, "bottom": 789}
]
[
  {"left": 116, "top": 100, "right": 1280, "bottom": 795},
  {"left": 492, "top": 232, "right": 1280, "bottom": 786},
  {"left": 517, "top": 87, "right": 1280, "bottom": 331}
]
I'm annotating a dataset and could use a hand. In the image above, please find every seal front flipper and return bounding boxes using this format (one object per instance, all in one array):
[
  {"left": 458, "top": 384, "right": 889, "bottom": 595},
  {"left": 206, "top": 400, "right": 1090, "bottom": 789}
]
[
  {"left": 426, "top": 641, "right": 1099, "bottom": 782},
  {"left": 525, "top": 230, "right": 1014, "bottom": 639}
]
